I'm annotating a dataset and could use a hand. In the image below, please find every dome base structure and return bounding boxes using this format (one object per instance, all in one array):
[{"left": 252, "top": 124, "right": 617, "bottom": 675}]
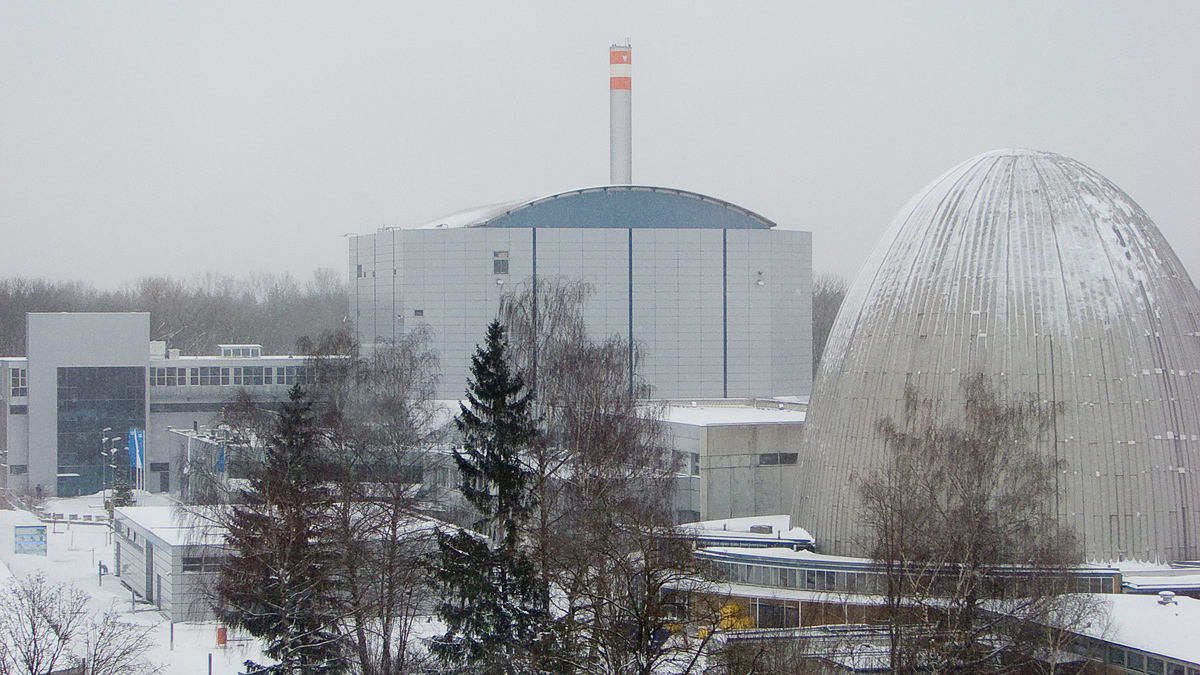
[{"left": 796, "top": 149, "right": 1200, "bottom": 563}]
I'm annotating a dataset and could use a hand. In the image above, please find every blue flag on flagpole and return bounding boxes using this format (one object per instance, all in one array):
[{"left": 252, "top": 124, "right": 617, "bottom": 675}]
[{"left": 127, "top": 428, "right": 144, "bottom": 469}]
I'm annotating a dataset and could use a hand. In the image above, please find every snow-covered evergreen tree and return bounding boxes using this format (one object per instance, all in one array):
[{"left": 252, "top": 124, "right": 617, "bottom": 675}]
[
  {"left": 218, "top": 385, "right": 348, "bottom": 675},
  {"left": 432, "top": 320, "right": 562, "bottom": 675}
]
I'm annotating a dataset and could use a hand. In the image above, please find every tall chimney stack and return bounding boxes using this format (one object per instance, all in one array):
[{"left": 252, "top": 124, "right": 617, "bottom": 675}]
[{"left": 610, "top": 42, "right": 632, "bottom": 184}]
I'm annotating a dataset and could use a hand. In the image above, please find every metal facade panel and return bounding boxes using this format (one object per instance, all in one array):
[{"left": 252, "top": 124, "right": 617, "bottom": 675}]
[
  {"left": 796, "top": 150, "right": 1200, "bottom": 562},
  {"left": 350, "top": 189, "right": 810, "bottom": 400}
]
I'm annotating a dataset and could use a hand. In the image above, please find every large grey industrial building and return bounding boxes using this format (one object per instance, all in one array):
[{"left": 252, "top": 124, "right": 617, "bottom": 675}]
[
  {"left": 350, "top": 186, "right": 812, "bottom": 400},
  {"left": 796, "top": 149, "right": 1200, "bottom": 563},
  {"left": 350, "top": 43, "right": 812, "bottom": 401}
]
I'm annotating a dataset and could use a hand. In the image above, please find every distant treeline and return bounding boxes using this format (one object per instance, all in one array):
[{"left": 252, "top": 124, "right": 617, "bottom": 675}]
[{"left": 0, "top": 270, "right": 348, "bottom": 357}]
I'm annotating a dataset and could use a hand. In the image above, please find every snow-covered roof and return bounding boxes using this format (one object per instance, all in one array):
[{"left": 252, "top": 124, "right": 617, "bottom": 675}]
[
  {"left": 1074, "top": 593, "right": 1200, "bottom": 664},
  {"left": 664, "top": 405, "right": 806, "bottom": 427},
  {"left": 1122, "top": 574, "right": 1200, "bottom": 593},
  {"left": 700, "top": 546, "right": 874, "bottom": 567},
  {"left": 412, "top": 198, "right": 532, "bottom": 229},
  {"left": 703, "top": 580, "right": 889, "bottom": 606},
  {"left": 114, "top": 506, "right": 225, "bottom": 547},
  {"left": 684, "top": 515, "right": 812, "bottom": 543}
]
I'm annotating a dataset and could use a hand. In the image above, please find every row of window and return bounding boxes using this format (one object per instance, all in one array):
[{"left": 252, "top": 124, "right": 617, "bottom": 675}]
[
  {"left": 10, "top": 368, "right": 27, "bottom": 397},
  {"left": 710, "top": 560, "right": 882, "bottom": 594},
  {"left": 115, "top": 521, "right": 138, "bottom": 545},
  {"left": 1103, "top": 640, "right": 1197, "bottom": 675},
  {"left": 219, "top": 346, "right": 261, "bottom": 358},
  {"left": 710, "top": 559, "right": 1117, "bottom": 598},
  {"left": 182, "top": 556, "right": 224, "bottom": 573},
  {"left": 759, "top": 453, "right": 798, "bottom": 466},
  {"left": 150, "top": 366, "right": 314, "bottom": 387}
]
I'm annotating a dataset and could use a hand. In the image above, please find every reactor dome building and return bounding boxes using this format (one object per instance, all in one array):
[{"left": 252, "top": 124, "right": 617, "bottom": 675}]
[{"left": 796, "top": 149, "right": 1200, "bottom": 563}]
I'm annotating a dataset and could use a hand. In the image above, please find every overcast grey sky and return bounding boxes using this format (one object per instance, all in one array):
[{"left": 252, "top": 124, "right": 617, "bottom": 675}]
[{"left": 2, "top": 2, "right": 1197, "bottom": 288}]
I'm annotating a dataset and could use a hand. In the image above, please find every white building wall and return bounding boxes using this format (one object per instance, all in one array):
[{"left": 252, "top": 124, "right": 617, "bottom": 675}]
[
  {"left": 2, "top": 358, "right": 31, "bottom": 494},
  {"left": 353, "top": 227, "right": 811, "bottom": 400},
  {"left": 27, "top": 314, "right": 150, "bottom": 497}
]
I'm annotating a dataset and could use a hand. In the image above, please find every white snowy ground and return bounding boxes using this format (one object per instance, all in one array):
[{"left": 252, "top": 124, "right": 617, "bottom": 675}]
[{"left": 0, "top": 492, "right": 269, "bottom": 675}]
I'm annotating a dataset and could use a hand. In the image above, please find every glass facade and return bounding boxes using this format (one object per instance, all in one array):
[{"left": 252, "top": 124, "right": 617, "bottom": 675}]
[{"left": 57, "top": 367, "right": 146, "bottom": 496}]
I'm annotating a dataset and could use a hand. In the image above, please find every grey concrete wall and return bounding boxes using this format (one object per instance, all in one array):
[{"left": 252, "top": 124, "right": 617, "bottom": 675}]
[{"left": 698, "top": 423, "right": 803, "bottom": 521}]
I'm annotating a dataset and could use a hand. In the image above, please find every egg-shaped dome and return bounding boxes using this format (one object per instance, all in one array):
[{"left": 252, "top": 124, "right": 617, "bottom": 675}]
[{"left": 796, "top": 149, "right": 1200, "bottom": 562}]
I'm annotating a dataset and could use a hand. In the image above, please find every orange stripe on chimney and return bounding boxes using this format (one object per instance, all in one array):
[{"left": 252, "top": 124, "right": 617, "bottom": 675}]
[
  {"left": 610, "top": 50, "right": 631, "bottom": 65},
  {"left": 610, "top": 77, "right": 631, "bottom": 90}
]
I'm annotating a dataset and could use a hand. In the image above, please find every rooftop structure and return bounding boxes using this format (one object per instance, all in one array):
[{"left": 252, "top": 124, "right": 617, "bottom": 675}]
[{"left": 796, "top": 149, "right": 1200, "bottom": 563}]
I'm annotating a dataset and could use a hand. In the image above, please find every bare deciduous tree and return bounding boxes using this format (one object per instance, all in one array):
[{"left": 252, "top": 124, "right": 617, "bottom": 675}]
[
  {"left": 323, "top": 329, "right": 446, "bottom": 675},
  {"left": 210, "top": 329, "right": 446, "bottom": 675},
  {"left": 0, "top": 573, "right": 89, "bottom": 675},
  {"left": 859, "top": 374, "right": 1102, "bottom": 674},
  {"left": 0, "top": 573, "right": 159, "bottom": 675},
  {"left": 498, "top": 277, "right": 705, "bottom": 675},
  {"left": 80, "top": 610, "right": 160, "bottom": 675},
  {"left": 0, "top": 269, "right": 347, "bottom": 357}
]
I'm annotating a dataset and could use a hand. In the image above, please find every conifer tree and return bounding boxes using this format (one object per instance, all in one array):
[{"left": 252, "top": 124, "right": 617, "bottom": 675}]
[
  {"left": 218, "top": 385, "right": 348, "bottom": 675},
  {"left": 433, "top": 320, "right": 560, "bottom": 675}
]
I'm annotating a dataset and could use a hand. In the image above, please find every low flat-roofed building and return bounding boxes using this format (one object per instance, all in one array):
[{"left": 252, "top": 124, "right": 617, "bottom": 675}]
[
  {"left": 661, "top": 399, "right": 806, "bottom": 523},
  {"left": 680, "top": 514, "right": 814, "bottom": 551},
  {"left": 1053, "top": 592, "right": 1200, "bottom": 675},
  {"left": 112, "top": 506, "right": 225, "bottom": 622}
]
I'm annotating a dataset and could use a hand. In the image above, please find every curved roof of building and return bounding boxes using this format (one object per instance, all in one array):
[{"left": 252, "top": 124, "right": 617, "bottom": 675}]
[
  {"left": 414, "top": 185, "right": 776, "bottom": 230},
  {"left": 795, "top": 149, "right": 1200, "bottom": 563}
]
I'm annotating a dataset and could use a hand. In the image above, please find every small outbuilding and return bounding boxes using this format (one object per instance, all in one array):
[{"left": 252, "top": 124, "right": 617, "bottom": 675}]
[{"left": 112, "top": 506, "right": 226, "bottom": 622}]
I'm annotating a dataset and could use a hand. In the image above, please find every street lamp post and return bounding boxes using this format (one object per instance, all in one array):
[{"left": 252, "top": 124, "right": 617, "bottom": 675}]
[{"left": 100, "top": 428, "right": 113, "bottom": 501}]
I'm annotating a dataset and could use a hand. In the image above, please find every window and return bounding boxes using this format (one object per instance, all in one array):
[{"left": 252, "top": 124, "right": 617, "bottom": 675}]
[
  {"left": 9, "top": 465, "right": 27, "bottom": 475},
  {"left": 182, "top": 556, "right": 223, "bottom": 573},
  {"left": 196, "top": 367, "right": 223, "bottom": 386},
  {"left": 189, "top": 368, "right": 199, "bottom": 385},
  {"left": 220, "top": 346, "right": 261, "bottom": 358},
  {"left": 357, "top": 264, "right": 364, "bottom": 278},
  {"left": 149, "top": 462, "right": 169, "bottom": 473},
  {"left": 1127, "top": 652, "right": 1144, "bottom": 672},
  {"left": 494, "top": 250, "right": 509, "bottom": 275},
  {"left": 413, "top": 309, "right": 424, "bottom": 317},
  {"left": 691, "top": 452, "right": 700, "bottom": 476},
  {"left": 1147, "top": 658, "right": 1164, "bottom": 675},
  {"left": 10, "top": 368, "right": 28, "bottom": 397},
  {"left": 760, "top": 453, "right": 798, "bottom": 466},
  {"left": 151, "top": 367, "right": 185, "bottom": 387},
  {"left": 1108, "top": 647, "right": 1125, "bottom": 666}
]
